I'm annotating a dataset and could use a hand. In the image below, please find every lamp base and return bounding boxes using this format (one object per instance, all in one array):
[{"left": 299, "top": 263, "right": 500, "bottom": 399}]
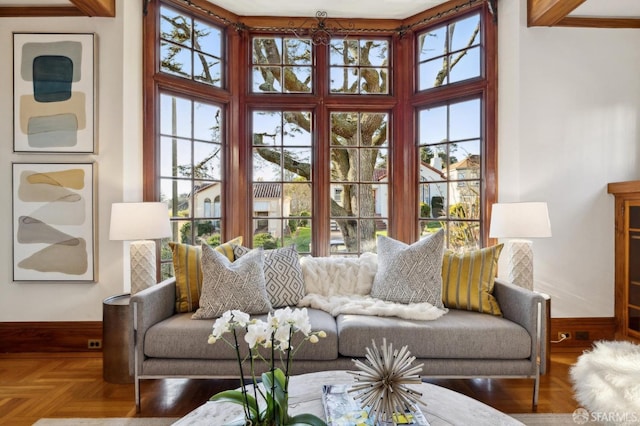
[
  {"left": 130, "top": 240, "right": 157, "bottom": 294},
  {"left": 505, "top": 239, "right": 534, "bottom": 290}
]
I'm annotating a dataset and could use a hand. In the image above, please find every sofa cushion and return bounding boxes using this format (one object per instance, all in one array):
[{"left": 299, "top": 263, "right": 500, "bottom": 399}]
[
  {"left": 191, "top": 245, "right": 272, "bottom": 319},
  {"left": 169, "top": 237, "right": 241, "bottom": 313},
  {"left": 233, "top": 245, "right": 306, "bottom": 308},
  {"left": 336, "top": 309, "right": 531, "bottom": 359},
  {"left": 370, "top": 230, "right": 444, "bottom": 307},
  {"left": 145, "top": 308, "right": 339, "bottom": 361},
  {"left": 441, "top": 244, "right": 503, "bottom": 316}
]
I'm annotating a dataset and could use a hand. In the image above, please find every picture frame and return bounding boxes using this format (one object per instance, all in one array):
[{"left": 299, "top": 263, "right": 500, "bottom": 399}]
[
  {"left": 13, "top": 33, "right": 95, "bottom": 153},
  {"left": 12, "top": 162, "right": 96, "bottom": 282}
]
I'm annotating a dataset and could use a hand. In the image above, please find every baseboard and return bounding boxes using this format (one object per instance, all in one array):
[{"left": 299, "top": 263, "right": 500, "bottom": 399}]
[
  {"left": 550, "top": 317, "right": 616, "bottom": 352},
  {"left": 0, "top": 321, "right": 103, "bottom": 352}
]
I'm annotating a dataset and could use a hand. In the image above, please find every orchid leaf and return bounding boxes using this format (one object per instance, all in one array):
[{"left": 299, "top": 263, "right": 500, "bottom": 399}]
[
  {"left": 288, "top": 413, "right": 328, "bottom": 426},
  {"left": 210, "top": 390, "right": 259, "bottom": 420}
]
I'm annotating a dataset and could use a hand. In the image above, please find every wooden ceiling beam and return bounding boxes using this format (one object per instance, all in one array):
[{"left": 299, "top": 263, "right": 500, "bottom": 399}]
[
  {"left": 528, "top": 0, "right": 586, "bottom": 27},
  {"left": 0, "top": 0, "right": 115, "bottom": 18},
  {"left": 556, "top": 16, "right": 640, "bottom": 29},
  {"left": 0, "top": 6, "right": 85, "bottom": 17},
  {"left": 70, "top": 0, "right": 115, "bottom": 17}
]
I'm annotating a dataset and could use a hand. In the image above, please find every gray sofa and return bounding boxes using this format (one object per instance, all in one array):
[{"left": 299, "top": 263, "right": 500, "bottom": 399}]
[{"left": 129, "top": 276, "right": 548, "bottom": 412}]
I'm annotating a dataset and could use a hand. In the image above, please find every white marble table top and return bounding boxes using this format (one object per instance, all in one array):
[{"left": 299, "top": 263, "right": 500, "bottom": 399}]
[{"left": 173, "top": 370, "right": 524, "bottom": 426}]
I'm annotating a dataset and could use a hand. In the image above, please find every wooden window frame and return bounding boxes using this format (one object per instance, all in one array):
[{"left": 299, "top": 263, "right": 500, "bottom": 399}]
[{"left": 143, "top": 0, "right": 497, "bottom": 254}]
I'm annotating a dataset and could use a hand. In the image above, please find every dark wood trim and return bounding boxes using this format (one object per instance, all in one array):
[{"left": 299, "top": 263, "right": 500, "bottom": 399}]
[
  {"left": 556, "top": 17, "right": 640, "bottom": 29},
  {"left": 527, "top": 0, "right": 586, "bottom": 27},
  {"left": 70, "top": 0, "right": 115, "bottom": 17},
  {"left": 0, "top": 322, "right": 103, "bottom": 352},
  {"left": 0, "top": 7, "right": 85, "bottom": 17},
  {"left": 0, "top": 0, "right": 114, "bottom": 17},
  {"left": 550, "top": 317, "right": 616, "bottom": 351}
]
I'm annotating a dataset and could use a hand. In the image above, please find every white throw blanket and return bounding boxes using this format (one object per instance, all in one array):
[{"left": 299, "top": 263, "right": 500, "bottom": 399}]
[
  {"left": 298, "top": 293, "right": 447, "bottom": 321},
  {"left": 297, "top": 254, "right": 447, "bottom": 321}
]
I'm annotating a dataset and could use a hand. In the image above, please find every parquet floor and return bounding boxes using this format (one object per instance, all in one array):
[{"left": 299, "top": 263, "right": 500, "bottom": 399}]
[{"left": 0, "top": 350, "right": 583, "bottom": 425}]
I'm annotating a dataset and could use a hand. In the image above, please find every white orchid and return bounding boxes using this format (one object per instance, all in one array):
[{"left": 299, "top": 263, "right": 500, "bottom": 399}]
[
  {"left": 208, "top": 307, "right": 328, "bottom": 426},
  {"left": 244, "top": 321, "right": 270, "bottom": 349}
]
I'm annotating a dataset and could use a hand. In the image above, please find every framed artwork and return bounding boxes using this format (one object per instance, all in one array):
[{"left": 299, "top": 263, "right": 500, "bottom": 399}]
[
  {"left": 13, "top": 33, "right": 95, "bottom": 153},
  {"left": 12, "top": 162, "right": 96, "bottom": 282}
]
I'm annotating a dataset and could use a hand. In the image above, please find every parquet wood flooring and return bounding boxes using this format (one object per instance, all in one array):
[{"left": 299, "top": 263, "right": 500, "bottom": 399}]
[{"left": 0, "top": 350, "right": 583, "bottom": 425}]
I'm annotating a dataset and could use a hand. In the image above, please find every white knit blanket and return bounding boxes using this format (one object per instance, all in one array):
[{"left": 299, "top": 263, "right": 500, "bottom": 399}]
[
  {"left": 296, "top": 254, "right": 447, "bottom": 321},
  {"left": 297, "top": 293, "right": 447, "bottom": 321}
]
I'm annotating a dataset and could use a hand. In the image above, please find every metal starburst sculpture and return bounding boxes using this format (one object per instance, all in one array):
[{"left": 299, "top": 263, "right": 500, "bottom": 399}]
[{"left": 349, "top": 338, "right": 424, "bottom": 424}]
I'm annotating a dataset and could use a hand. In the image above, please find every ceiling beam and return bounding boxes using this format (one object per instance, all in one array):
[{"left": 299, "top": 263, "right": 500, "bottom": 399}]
[
  {"left": 70, "top": 0, "right": 115, "bottom": 17},
  {"left": 555, "top": 16, "right": 640, "bottom": 29},
  {"left": 0, "top": 0, "right": 115, "bottom": 18},
  {"left": 0, "top": 6, "right": 85, "bottom": 17},
  {"left": 527, "top": 0, "right": 586, "bottom": 27}
]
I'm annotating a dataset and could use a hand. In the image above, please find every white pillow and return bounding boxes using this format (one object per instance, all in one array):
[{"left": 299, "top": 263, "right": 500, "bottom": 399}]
[
  {"left": 191, "top": 244, "right": 272, "bottom": 319},
  {"left": 370, "top": 230, "right": 445, "bottom": 307},
  {"left": 300, "top": 252, "right": 378, "bottom": 297}
]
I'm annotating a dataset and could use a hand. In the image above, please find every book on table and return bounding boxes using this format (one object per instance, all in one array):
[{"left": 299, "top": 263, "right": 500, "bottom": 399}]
[{"left": 321, "top": 384, "right": 430, "bottom": 426}]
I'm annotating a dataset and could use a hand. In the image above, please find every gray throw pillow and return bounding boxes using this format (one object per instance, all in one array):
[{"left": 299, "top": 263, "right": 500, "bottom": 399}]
[
  {"left": 232, "top": 244, "right": 305, "bottom": 308},
  {"left": 191, "top": 244, "right": 272, "bottom": 319},
  {"left": 370, "top": 229, "right": 445, "bottom": 307}
]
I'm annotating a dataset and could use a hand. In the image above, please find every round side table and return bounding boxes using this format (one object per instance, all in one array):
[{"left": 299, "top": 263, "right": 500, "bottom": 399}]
[{"left": 102, "top": 293, "right": 133, "bottom": 384}]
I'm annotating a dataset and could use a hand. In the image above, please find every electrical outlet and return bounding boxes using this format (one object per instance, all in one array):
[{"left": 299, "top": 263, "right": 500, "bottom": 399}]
[
  {"left": 88, "top": 339, "right": 102, "bottom": 349},
  {"left": 575, "top": 331, "right": 589, "bottom": 340},
  {"left": 557, "top": 331, "right": 571, "bottom": 340}
]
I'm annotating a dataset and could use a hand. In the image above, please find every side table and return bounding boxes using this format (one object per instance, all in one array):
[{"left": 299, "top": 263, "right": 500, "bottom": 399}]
[{"left": 103, "top": 293, "right": 133, "bottom": 384}]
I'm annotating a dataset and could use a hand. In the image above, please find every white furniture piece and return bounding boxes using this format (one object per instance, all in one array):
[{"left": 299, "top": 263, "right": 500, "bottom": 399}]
[
  {"left": 109, "top": 202, "right": 171, "bottom": 294},
  {"left": 173, "top": 370, "right": 524, "bottom": 426},
  {"left": 489, "top": 202, "right": 552, "bottom": 290}
]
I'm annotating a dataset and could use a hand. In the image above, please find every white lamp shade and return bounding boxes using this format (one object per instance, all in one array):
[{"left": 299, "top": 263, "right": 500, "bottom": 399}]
[
  {"left": 489, "top": 202, "right": 552, "bottom": 239},
  {"left": 109, "top": 202, "right": 172, "bottom": 241}
]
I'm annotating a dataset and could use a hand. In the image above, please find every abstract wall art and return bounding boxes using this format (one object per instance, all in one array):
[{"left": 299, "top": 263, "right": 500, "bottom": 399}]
[
  {"left": 13, "top": 33, "right": 95, "bottom": 153},
  {"left": 12, "top": 163, "right": 96, "bottom": 282}
]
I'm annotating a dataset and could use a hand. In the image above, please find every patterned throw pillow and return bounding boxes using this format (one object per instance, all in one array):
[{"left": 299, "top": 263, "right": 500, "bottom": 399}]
[
  {"left": 442, "top": 244, "right": 503, "bottom": 316},
  {"left": 370, "top": 229, "right": 445, "bottom": 307},
  {"left": 191, "top": 244, "right": 272, "bottom": 319},
  {"left": 232, "top": 244, "right": 305, "bottom": 307},
  {"left": 169, "top": 237, "right": 241, "bottom": 313}
]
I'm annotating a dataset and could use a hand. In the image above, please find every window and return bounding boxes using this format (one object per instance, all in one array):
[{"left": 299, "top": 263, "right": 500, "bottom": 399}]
[
  {"left": 329, "top": 39, "right": 389, "bottom": 94},
  {"left": 418, "top": 98, "right": 481, "bottom": 250},
  {"left": 330, "top": 111, "right": 389, "bottom": 254},
  {"left": 252, "top": 37, "right": 312, "bottom": 93},
  {"left": 160, "top": 4, "right": 224, "bottom": 87},
  {"left": 251, "top": 110, "right": 313, "bottom": 253},
  {"left": 146, "top": 1, "right": 496, "bottom": 265},
  {"left": 158, "top": 91, "right": 224, "bottom": 276},
  {"left": 417, "top": 13, "right": 481, "bottom": 90}
]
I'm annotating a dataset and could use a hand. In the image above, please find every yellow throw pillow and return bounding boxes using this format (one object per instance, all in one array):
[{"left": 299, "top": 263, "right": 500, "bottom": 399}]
[
  {"left": 441, "top": 244, "right": 503, "bottom": 316},
  {"left": 169, "top": 237, "right": 242, "bottom": 313}
]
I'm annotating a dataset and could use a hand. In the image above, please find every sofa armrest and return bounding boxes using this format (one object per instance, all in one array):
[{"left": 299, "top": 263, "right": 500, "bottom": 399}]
[
  {"left": 493, "top": 278, "right": 548, "bottom": 375},
  {"left": 128, "top": 277, "right": 176, "bottom": 375}
]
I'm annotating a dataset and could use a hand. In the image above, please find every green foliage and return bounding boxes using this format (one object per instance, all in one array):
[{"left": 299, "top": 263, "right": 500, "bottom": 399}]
[
  {"left": 206, "top": 234, "right": 221, "bottom": 247},
  {"left": 284, "top": 227, "right": 311, "bottom": 253},
  {"left": 254, "top": 233, "right": 278, "bottom": 249},
  {"left": 420, "top": 202, "right": 431, "bottom": 218}
]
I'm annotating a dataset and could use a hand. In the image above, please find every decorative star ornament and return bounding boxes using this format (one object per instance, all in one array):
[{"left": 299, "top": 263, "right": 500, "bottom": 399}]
[{"left": 349, "top": 338, "right": 424, "bottom": 424}]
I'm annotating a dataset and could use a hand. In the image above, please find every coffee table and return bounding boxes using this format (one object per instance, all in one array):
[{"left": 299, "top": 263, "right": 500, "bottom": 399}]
[{"left": 173, "top": 370, "right": 524, "bottom": 425}]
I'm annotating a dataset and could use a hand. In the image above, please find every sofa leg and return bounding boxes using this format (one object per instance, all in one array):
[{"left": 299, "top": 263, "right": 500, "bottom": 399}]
[
  {"left": 135, "top": 377, "right": 141, "bottom": 413},
  {"left": 532, "top": 374, "right": 539, "bottom": 411}
]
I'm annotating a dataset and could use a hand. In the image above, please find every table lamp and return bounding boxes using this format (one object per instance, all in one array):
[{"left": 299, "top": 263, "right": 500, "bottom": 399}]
[
  {"left": 489, "top": 202, "right": 551, "bottom": 290},
  {"left": 109, "top": 202, "right": 172, "bottom": 294}
]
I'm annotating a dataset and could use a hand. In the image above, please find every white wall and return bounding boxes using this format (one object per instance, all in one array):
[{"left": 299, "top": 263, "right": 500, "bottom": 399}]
[
  {"left": 0, "top": 1, "right": 637, "bottom": 321},
  {"left": 498, "top": 1, "right": 640, "bottom": 317},
  {"left": 0, "top": 0, "right": 143, "bottom": 321}
]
